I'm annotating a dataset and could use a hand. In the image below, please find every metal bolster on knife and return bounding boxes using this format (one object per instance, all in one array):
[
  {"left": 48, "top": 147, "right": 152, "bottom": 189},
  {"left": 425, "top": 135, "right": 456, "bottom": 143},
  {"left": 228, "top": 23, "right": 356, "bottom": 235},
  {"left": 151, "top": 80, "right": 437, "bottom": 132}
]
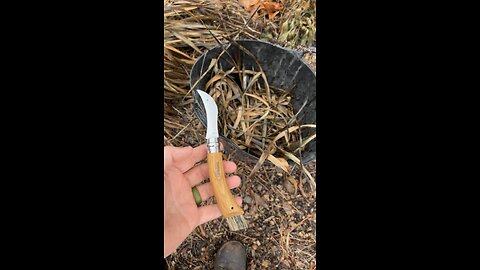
[{"left": 207, "top": 137, "right": 220, "bottom": 153}]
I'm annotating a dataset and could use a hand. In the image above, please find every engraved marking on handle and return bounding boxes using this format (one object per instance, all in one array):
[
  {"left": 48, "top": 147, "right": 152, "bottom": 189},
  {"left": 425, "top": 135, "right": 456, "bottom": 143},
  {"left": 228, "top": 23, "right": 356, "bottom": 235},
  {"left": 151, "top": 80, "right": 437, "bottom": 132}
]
[{"left": 215, "top": 162, "right": 220, "bottom": 177}]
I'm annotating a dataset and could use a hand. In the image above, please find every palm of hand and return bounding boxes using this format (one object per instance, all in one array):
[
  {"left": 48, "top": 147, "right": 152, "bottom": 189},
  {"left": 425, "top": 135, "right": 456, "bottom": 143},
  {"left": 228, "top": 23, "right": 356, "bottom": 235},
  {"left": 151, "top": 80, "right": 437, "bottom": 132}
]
[
  {"left": 164, "top": 166, "right": 200, "bottom": 244},
  {"left": 164, "top": 145, "right": 242, "bottom": 258}
]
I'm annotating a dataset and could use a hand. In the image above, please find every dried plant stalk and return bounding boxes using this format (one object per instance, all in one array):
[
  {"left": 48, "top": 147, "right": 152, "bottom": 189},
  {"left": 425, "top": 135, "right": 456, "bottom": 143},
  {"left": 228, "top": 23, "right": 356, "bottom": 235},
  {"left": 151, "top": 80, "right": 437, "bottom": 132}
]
[
  {"left": 204, "top": 57, "right": 315, "bottom": 176},
  {"left": 163, "top": 0, "right": 261, "bottom": 143}
]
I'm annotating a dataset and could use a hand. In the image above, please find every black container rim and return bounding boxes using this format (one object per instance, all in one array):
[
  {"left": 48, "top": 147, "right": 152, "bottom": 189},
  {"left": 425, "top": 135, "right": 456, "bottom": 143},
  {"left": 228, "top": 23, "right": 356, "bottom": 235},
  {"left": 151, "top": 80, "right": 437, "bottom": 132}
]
[{"left": 189, "top": 39, "right": 316, "bottom": 90}]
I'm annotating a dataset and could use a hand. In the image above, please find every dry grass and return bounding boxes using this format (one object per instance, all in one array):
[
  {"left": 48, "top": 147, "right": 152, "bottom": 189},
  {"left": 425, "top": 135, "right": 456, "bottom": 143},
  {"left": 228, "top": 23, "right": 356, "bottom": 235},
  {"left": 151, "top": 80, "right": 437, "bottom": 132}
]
[
  {"left": 277, "top": 0, "right": 316, "bottom": 47},
  {"left": 199, "top": 50, "right": 317, "bottom": 189},
  {"left": 164, "top": 0, "right": 260, "bottom": 101},
  {"left": 205, "top": 60, "right": 315, "bottom": 162},
  {"left": 164, "top": 0, "right": 262, "bottom": 140},
  {"left": 245, "top": 0, "right": 317, "bottom": 48}
]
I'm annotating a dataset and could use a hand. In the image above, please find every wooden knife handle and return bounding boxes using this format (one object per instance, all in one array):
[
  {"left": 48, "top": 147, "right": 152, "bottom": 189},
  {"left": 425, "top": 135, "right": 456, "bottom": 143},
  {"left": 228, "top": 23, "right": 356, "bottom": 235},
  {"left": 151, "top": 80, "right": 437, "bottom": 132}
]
[{"left": 207, "top": 152, "right": 244, "bottom": 218}]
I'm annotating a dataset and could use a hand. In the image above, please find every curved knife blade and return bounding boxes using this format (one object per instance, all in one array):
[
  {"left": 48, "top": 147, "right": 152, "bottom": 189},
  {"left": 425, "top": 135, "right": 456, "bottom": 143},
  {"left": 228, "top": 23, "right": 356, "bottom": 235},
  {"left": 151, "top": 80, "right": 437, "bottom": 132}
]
[{"left": 196, "top": 90, "right": 219, "bottom": 140}]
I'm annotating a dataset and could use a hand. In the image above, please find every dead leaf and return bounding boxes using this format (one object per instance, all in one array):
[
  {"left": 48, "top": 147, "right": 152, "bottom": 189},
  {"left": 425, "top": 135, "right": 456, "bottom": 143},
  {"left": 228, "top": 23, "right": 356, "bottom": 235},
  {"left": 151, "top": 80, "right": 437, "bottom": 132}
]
[
  {"left": 238, "top": 0, "right": 283, "bottom": 20},
  {"left": 288, "top": 176, "right": 298, "bottom": 194},
  {"left": 262, "top": 1, "right": 282, "bottom": 20},
  {"left": 284, "top": 178, "right": 294, "bottom": 193},
  {"left": 267, "top": 155, "right": 289, "bottom": 173},
  {"left": 253, "top": 192, "right": 267, "bottom": 208},
  {"left": 239, "top": 0, "right": 261, "bottom": 13}
]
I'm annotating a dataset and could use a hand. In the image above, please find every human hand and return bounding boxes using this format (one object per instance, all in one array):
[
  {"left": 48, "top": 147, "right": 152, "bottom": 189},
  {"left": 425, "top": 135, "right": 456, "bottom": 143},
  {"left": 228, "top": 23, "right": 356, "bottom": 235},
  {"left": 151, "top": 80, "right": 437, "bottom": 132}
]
[{"left": 164, "top": 145, "right": 242, "bottom": 258}]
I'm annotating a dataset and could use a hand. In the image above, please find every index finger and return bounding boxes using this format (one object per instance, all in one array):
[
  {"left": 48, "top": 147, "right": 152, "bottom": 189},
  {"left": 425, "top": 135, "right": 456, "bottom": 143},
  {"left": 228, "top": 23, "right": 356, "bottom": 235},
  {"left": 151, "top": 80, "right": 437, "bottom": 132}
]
[{"left": 197, "top": 196, "right": 243, "bottom": 226}]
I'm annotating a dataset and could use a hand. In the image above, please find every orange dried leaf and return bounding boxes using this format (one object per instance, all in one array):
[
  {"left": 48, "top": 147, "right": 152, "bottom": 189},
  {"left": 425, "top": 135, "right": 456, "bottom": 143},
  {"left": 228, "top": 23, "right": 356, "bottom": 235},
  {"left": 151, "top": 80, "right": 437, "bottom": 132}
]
[
  {"left": 268, "top": 10, "right": 280, "bottom": 20},
  {"left": 239, "top": 0, "right": 282, "bottom": 20},
  {"left": 239, "top": 0, "right": 261, "bottom": 13},
  {"left": 262, "top": 1, "right": 282, "bottom": 20}
]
